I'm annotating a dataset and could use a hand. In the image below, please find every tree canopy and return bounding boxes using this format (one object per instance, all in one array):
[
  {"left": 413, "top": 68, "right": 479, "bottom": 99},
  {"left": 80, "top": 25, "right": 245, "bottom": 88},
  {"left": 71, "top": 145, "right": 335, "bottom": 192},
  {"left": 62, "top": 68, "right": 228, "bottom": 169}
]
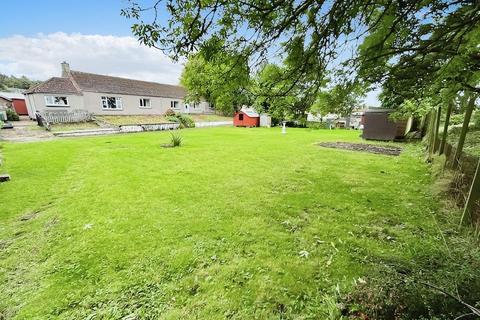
[
  {"left": 122, "top": 0, "right": 479, "bottom": 109},
  {"left": 0, "top": 74, "right": 40, "bottom": 91},
  {"left": 180, "top": 48, "right": 250, "bottom": 115}
]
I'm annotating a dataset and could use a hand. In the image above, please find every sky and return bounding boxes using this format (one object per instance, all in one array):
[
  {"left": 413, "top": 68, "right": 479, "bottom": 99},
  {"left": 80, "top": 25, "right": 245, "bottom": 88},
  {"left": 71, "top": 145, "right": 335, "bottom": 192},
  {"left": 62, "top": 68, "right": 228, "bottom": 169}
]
[{"left": 0, "top": 0, "right": 380, "bottom": 106}]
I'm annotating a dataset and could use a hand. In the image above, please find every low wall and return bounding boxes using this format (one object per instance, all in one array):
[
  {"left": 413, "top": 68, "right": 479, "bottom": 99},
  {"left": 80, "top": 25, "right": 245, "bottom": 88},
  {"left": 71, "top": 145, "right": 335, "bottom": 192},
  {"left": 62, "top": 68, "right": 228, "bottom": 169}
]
[
  {"left": 195, "top": 121, "right": 233, "bottom": 128},
  {"left": 41, "top": 110, "right": 92, "bottom": 124},
  {"left": 119, "top": 123, "right": 180, "bottom": 132}
]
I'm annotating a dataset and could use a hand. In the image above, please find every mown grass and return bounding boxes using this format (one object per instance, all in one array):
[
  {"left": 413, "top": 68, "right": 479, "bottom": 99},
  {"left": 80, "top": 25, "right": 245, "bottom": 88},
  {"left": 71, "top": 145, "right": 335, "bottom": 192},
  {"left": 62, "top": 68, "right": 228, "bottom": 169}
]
[
  {"left": 0, "top": 127, "right": 476, "bottom": 319},
  {"left": 50, "top": 122, "right": 101, "bottom": 132}
]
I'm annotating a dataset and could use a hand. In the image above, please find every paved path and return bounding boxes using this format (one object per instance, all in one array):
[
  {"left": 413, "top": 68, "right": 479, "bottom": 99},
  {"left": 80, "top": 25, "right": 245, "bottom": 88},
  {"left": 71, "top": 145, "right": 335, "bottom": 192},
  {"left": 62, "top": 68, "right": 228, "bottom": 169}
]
[
  {"left": 0, "top": 119, "right": 54, "bottom": 142},
  {"left": 195, "top": 121, "right": 233, "bottom": 128}
]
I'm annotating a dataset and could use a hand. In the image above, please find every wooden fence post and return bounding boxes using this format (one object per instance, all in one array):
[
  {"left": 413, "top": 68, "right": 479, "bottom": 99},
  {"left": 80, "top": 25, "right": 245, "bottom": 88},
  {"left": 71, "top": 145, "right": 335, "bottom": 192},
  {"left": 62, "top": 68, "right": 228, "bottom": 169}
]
[
  {"left": 427, "top": 109, "right": 436, "bottom": 161},
  {"left": 439, "top": 100, "right": 453, "bottom": 155},
  {"left": 433, "top": 106, "right": 442, "bottom": 153},
  {"left": 460, "top": 160, "right": 480, "bottom": 225},
  {"left": 452, "top": 95, "right": 475, "bottom": 169}
]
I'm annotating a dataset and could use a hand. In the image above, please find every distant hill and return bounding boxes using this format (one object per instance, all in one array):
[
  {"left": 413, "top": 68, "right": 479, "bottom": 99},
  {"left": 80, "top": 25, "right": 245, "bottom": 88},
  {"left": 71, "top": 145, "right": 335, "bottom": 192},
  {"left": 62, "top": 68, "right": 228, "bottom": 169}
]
[{"left": 0, "top": 74, "right": 41, "bottom": 91}]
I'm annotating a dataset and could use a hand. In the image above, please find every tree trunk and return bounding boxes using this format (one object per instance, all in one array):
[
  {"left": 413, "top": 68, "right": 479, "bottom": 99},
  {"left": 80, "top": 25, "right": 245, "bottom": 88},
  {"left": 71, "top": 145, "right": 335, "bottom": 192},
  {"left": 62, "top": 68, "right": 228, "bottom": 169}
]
[
  {"left": 439, "top": 100, "right": 453, "bottom": 155},
  {"left": 452, "top": 95, "right": 475, "bottom": 169},
  {"left": 433, "top": 106, "right": 442, "bottom": 153},
  {"left": 426, "top": 109, "right": 436, "bottom": 161}
]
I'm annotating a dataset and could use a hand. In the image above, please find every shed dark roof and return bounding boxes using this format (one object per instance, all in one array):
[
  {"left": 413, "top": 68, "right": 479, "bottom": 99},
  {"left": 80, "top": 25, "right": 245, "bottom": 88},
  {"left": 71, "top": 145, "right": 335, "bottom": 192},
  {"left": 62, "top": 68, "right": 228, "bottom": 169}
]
[
  {"left": 26, "top": 70, "right": 187, "bottom": 99},
  {"left": 25, "top": 77, "right": 80, "bottom": 94}
]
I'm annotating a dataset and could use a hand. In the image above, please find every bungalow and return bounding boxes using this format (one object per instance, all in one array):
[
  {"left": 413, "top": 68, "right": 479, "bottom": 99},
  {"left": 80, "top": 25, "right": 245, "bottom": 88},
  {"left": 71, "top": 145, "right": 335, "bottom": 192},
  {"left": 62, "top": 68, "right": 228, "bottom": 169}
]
[{"left": 24, "top": 62, "right": 213, "bottom": 119}]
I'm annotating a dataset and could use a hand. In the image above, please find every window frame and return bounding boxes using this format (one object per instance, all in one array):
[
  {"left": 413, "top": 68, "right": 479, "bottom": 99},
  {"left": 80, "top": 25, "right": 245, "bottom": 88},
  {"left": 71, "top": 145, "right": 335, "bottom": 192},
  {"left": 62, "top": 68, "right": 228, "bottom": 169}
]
[
  {"left": 101, "top": 96, "right": 123, "bottom": 110},
  {"left": 44, "top": 95, "right": 69, "bottom": 107},
  {"left": 139, "top": 98, "right": 151, "bottom": 109},
  {"left": 239, "top": 113, "right": 244, "bottom": 121},
  {"left": 170, "top": 100, "right": 180, "bottom": 110}
]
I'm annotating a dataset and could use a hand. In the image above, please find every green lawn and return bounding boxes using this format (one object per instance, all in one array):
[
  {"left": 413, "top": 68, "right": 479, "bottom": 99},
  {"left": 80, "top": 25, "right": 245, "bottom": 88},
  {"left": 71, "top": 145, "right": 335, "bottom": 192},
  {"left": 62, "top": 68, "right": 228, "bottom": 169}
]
[
  {"left": 0, "top": 127, "right": 473, "bottom": 318},
  {"left": 50, "top": 122, "right": 101, "bottom": 132}
]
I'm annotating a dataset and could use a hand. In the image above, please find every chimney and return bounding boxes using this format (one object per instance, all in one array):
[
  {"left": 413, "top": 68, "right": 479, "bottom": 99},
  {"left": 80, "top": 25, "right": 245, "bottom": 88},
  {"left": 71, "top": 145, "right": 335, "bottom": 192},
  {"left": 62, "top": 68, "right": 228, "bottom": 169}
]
[{"left": 61, "top": 61, "right": 70, "bottom": 77}]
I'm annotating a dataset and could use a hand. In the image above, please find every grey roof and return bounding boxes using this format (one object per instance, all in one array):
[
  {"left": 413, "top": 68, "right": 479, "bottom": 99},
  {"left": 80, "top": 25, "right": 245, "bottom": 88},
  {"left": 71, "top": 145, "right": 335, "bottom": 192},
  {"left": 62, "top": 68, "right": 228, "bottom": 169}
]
[
  {"left": 69, "top": 71, "right": 186, "bottom": 99},
  {"left": 0, "top": 91, "right": 25, "bottom": 100},
  {"left": 25, "top": 77, "right": 80, "bottom": 95},
  {"left": 25, "top": 70, "right": 186, "bottom": 99}
]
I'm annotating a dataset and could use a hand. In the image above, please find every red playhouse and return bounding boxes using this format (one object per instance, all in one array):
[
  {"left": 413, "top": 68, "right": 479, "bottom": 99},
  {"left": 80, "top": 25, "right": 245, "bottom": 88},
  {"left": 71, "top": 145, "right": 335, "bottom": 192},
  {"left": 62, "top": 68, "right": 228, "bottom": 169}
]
[
  {"left": 234, "top": 107, "right": 260, "bottom": 127},
  {"left": 0, "top": 92, "right": 28, "bottom": 115}
]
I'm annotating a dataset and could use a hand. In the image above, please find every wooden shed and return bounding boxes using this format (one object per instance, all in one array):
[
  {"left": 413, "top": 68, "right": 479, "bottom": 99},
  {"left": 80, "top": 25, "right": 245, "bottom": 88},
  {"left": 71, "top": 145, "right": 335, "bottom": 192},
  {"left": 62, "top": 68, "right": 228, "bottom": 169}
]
[
  {"left": 234, "top": 107, "right": 260, "bottom": 127},
  {"left": 0, "top": 92, "right": 28, "bottom": 115},
  {"left": 362, "top": 109, "right": 411, "bottom": 141}
]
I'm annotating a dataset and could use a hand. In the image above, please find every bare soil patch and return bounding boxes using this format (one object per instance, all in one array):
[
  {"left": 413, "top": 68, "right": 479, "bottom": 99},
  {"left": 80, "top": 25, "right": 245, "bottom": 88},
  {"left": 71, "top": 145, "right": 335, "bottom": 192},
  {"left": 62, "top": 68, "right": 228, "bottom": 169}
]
[{"left": 318, "top": 142, "right": 402, "bottom": 156}]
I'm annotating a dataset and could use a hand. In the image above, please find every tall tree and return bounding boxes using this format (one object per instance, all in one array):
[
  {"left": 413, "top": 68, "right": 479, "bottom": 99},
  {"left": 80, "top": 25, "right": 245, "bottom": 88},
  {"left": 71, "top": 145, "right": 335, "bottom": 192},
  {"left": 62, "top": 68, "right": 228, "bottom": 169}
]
[
  {"left": 311, "top": 81, "right": 366, "bottom": 117},
  {"left": 252, "top": 63, "right": 319, "bottom": 124},
  {"left": 180, "top": 47, "right": 250, "bottom": 115}
]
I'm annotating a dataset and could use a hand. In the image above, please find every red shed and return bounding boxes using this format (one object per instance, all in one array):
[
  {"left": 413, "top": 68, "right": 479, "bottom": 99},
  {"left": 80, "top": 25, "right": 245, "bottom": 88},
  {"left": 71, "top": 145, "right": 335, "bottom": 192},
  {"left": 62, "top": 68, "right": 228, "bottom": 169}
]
[
  {"left": 0, "top": 92, "right": 28, "bottom": 115},
  {"left": 234, "top": 107, "right": 260, "bottom": 127}
]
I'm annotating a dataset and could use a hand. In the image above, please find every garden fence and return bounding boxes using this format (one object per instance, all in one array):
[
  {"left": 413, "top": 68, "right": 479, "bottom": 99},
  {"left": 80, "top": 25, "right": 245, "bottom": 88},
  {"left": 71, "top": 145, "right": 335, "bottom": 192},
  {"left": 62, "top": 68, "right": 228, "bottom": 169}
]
[
  {"left": 425, "top": 100, "right": 480, "bottom": 232},
  {"left": 41, "top": 110, "right": 92, "bottom": 124}
]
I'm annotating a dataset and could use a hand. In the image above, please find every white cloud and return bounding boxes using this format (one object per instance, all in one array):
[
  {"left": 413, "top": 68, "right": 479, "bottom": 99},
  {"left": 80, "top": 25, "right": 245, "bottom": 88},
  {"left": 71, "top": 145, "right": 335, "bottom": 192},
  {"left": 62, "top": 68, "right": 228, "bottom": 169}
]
[{"left": 0, "top": 32, "right": 184, "bottom": 85}]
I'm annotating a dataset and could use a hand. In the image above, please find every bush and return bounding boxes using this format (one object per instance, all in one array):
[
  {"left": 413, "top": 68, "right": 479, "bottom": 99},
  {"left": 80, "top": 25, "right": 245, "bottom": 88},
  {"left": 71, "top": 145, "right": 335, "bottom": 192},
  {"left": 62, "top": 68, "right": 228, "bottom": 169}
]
[
  {"left": 164, "top": 109, "right": 176, "bottom": 117},
  {"left": 6, "top": 108, "right": 19, "bottom": 121},
  {"left": 166, "top": 115, "right": 178, "bottom": 123},
  {"left": 166, "top": 113, "right": 195, "bottom": 128},
  {"left": 176, "top": 114, "right": 195, "bottom": 128}
]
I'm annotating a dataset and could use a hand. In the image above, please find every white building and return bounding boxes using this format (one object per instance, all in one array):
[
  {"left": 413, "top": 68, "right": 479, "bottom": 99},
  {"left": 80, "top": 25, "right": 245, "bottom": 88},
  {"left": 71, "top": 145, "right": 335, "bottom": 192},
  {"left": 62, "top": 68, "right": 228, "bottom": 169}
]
[{"left": 24, "top": 62, "right": 213, "bottom": 119}]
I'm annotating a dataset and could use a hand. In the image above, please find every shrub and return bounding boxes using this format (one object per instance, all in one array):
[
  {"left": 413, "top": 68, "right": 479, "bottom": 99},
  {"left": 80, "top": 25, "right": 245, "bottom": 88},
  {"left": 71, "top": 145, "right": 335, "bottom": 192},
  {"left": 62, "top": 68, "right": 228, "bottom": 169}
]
[
  {"left": 166, "top": 115, "right": 178, "bottom": 123},
  {"left": 6, "top": 108, "right": 19, "bottom": 121},
  {"left": 175, "top": 114, "right": 195, "bottom": 128},
  {"left": 164, "top": 109, "right": 176, "bottom": 117},
  {"left": 166, "top": 113, "right": 195, "bottom": 128}
]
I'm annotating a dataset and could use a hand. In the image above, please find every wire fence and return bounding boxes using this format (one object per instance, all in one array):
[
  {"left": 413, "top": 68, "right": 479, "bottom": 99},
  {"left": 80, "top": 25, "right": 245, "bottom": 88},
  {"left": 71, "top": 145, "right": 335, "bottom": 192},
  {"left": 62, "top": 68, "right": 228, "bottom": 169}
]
[{"left": 426, "top": 106, "right": 480, "bottom": 230}]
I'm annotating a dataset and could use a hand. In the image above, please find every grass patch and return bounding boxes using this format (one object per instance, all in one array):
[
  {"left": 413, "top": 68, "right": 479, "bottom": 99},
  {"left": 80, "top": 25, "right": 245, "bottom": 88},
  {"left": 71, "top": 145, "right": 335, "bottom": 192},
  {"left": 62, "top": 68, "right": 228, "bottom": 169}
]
[
  {"left": 97, "top": 115, "right": 174, "bottom": 125},
  {"left": 447, "top": 126, "right": 480, "bottom": 157},
  {"left": 50, "top": 122, "right": 100, "bottom": 132},
  {"left": 0, "top": 127, "right": 479, "bottom": 319}
]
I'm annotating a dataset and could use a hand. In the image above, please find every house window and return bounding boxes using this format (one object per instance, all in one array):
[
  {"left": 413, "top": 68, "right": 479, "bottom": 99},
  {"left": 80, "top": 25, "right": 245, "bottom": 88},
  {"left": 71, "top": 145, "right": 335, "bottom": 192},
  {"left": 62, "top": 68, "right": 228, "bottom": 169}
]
[
  {"left": 45, "top": 96, "right": 69, "bottom": 107},
  {"left": 239, "top": 114, "right": 244, "bottom": 121},
  {"left": 139, "top": 98, "right": 151, "bottom": 108},
  {"left": 170, "top": 101, "right": 179, "bottom": 109},
  {"left": 101, "top": 96, "right": 123, "bottom": 110}
]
